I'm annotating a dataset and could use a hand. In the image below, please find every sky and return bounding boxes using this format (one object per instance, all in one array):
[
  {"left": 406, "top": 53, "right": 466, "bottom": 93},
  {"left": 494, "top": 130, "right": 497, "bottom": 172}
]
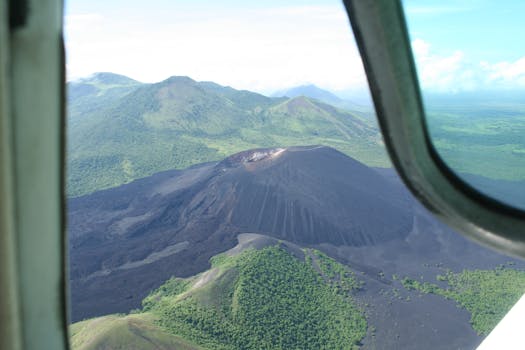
[
  {"left": 65, "top": 0, "right": 525, "bottom": 95},
  {"left": 404, "top": 0, "right": 525, "bottom": 93}
]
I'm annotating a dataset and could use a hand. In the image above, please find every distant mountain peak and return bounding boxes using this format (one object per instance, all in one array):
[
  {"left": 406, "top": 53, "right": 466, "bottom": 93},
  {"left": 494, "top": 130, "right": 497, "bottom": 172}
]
[
  {"left": 270, "top": 95, "right": 326, "bottom": 115},
  {"left": 287, "top": 95, "right": 316, "bottom": 105},
  {"left": 161, "top": 75, "right": 196, "bottom": 85},
  {"left": 79, "top": 72, "right": 141, "bottom": 86},
  {"left": 273, "top": 84, "right": 342, "bottom": 104},
  {"left": 292, "top": 83, "right": 334, "bottom": 94}
]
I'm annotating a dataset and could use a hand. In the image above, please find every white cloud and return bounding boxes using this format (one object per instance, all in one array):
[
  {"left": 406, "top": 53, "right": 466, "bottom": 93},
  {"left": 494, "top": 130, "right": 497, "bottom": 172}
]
[
  {"left": 482, "top": 58, "right": 525, "bottom": 85},
  {"left": 64, "top": 4, "right": 368, "bottom": 94},
  {"left": 411, "top": 38, "right": 525, "bottom": 92},
  {"left": 412, "top": 39, "right": 466, "bottom": 92}
]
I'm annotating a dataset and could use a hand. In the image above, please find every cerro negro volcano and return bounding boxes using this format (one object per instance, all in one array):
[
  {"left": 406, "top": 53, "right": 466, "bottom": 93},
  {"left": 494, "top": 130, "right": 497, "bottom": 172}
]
[{"left": 68, "top": 146, "right": 412, "bottom": 321}]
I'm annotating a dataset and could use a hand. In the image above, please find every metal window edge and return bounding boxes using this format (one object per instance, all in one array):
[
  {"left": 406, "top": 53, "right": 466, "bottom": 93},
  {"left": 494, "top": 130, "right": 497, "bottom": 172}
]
[
  {"left": 4, "top": 0, "right": 69, "bottom": 349},
  {"left": 343, "top": 0, "right": 525, "bottom": 258}
]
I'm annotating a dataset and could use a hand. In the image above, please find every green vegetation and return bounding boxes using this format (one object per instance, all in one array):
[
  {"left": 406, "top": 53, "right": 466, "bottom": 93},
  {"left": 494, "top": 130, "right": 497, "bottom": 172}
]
[
  {"left": 309, "top": 249, "right": 364, "bottom": 293},
  {"left": 426, "top": 104, "right": 525, "bottom": 182},
  {"left": 147, "top": 246, "right": 367, "bottom": 349},
  {"left": 400, "top": 277, "right": 441, "bottom": 295},
  {"left": 69, "top": 313, "right": 202, "bottom": 350},
  {"left": 71, "top": 245, "right": 368, "bottom": 349},
  {"left": 400, "top": 267, "right": 525, "bottom": 335},
  {"left": 67, "top": 75, "right": 388, "bottom": 197}
]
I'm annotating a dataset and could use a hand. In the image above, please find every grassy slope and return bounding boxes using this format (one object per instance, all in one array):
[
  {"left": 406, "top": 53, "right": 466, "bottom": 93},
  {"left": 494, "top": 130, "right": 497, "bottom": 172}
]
[
  {"left": 71, "top": 245, "right": 367, "bottom": 350},
  {"left": 70, "top": 313, "right": 202, "bottom": 350},
  {"left": 67, "top": 75, "right": 388, "bottom": 197},
  {"left": 400, "top": 265, "right": 525, "bottom": 335}
]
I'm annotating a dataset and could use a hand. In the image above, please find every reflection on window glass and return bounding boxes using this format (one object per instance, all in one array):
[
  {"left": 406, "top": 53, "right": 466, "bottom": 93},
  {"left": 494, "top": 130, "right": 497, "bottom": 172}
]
[
  {"left": 66, "top": 1, "right": 525, "bottom": 349},
  {"left": 403, "top": 0, "right": 525, "bottom": 210}
]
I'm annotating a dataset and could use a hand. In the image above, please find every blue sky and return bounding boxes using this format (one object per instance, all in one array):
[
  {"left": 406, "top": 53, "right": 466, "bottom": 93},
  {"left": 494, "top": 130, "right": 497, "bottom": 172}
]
[
  {"left": 404, "top": 0, "right": 525, "bottom": 62},
  {"left": 65, "top": 0, "right": 525, "bottom": 94},
  {"left": 404, "top": 0, "right": 525, "bottom": 92}
]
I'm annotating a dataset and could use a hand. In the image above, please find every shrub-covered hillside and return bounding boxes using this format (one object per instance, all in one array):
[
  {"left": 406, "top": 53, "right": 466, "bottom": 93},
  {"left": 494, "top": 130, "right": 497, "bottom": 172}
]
[{"left": 71, "top": 244, "right": 368, "bottom": 350}]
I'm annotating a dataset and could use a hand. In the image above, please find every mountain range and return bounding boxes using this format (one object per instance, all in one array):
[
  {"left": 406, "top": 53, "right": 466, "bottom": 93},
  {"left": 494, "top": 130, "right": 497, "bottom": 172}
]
[
  {"left": 272, "top": 84, "right": 374, "bottom": 113},
  {"left": 67, "top": 73, "right": 387, "bottom": 197}
]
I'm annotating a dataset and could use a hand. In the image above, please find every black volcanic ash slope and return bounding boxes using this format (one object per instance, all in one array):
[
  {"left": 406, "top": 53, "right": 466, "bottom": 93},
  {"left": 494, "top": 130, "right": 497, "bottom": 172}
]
[
  {"left": 68, "top": 146, "right": 412, "bottom": 321},
  {"left": 183, "top": 145, "right": 411, "bottom": 247}
]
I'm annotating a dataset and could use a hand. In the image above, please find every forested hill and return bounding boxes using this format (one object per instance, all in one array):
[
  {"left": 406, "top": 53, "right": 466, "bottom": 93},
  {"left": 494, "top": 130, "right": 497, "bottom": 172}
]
[
  {"left": 70, "top": 236, "right": 367, "bottom": 350},
  {"left": 67, "top": 73, "right": 388, "bottom": 197}
]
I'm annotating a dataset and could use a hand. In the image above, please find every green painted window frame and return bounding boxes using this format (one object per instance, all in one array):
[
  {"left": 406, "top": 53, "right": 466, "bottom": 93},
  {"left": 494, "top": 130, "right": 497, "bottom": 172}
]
[
  {"left": 343, "top": 0, "right": 525, "bottom": 258},
  {"left": 0, "top": 0, "right": 69, "bottom": 349},
  {"left": 1, "top": 2, "right": 524, "bottom": 350}
]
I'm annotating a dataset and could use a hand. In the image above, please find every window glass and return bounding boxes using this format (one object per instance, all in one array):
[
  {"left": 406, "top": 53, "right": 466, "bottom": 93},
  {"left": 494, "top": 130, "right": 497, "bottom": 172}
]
[{"left": 403, "top": 0, "right": 525, "bottom": 210}]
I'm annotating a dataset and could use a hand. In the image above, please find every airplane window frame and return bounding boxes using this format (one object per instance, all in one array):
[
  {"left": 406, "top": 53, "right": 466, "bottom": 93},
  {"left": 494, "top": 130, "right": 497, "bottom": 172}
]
[
  {"left": 3, "top": 1, "right": 524, "bottom": 350},
  {"left": 1, "top": 0, "right": 69, "bottom": 349},
  {"left": 342, "top": 0, "right": 525, "bottom": 258}
]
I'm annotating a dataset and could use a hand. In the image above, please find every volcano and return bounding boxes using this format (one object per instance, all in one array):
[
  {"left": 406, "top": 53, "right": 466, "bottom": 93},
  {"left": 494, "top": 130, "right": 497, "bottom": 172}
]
[{"left": 68, "top": 146, "right": 412, "bottom": 321}]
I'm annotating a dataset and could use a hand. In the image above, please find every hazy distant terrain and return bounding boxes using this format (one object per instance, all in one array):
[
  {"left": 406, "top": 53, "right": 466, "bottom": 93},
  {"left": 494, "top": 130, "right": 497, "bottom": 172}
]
[
  {"left": 427, "top": 102, "right": 525, "bottom": 181},
  {"left": 423, "top": 94, "right": 525, "bottom": 208},
  {"left": 272, "top": 84, "right": 373, "bottom": 114}
]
